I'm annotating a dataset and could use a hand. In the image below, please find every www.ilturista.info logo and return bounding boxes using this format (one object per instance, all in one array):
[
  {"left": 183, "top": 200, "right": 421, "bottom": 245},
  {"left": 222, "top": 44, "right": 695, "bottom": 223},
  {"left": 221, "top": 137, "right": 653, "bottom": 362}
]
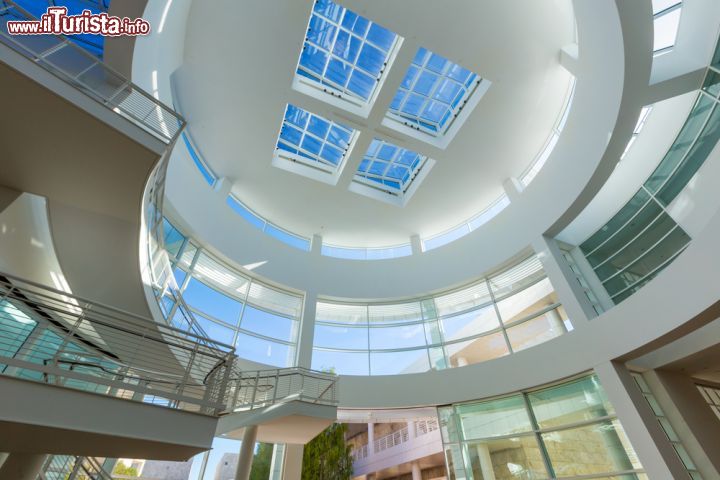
[{"left": 7, "top": 7, "right": 151, "bottom": 36}]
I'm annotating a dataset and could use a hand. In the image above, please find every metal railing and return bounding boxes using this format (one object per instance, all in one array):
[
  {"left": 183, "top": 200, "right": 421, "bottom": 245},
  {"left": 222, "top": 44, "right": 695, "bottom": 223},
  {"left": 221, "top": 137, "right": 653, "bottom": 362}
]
[
  {"left": 0, "top": 272, "right": 235, "bottom": 415},
  {"left": 0, "top": 1, "right": 184, "bottom": 144},
  {"left": 374, "top": 426, "right": 410, "bottom": 453},
  {"left": 212, "top": 366, "right": 339, "bottom": 413},
  {"left": 143, "top": 148, "right": 217, "bottom": 348},
  {"left": 39, "top": 455, "right": 113, "bottom": 480}
]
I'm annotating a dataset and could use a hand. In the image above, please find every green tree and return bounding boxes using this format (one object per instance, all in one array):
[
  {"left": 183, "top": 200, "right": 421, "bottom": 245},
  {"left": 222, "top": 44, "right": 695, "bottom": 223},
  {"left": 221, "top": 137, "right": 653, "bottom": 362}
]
[
  {"left": 249, "top": 443, "right": 274, "bottom": 480},
  {"left": 301, "top": 423, "right": 353, "bottom": 480},
  {"left": 111, "top": 462, "right": 139, "bottom": 477}
]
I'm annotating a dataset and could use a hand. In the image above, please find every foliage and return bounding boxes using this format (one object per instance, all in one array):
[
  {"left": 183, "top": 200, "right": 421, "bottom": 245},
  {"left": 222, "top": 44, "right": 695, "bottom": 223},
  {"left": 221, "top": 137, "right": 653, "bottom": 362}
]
[
  {"left": 112, "top": 462, "right": 139, "bottom": 477},
  {"left": 301, "top": 423, "right": 353, "bottom": 480},
  {"left": 249, "top": 443, "right": 274, "bottom": 480}
]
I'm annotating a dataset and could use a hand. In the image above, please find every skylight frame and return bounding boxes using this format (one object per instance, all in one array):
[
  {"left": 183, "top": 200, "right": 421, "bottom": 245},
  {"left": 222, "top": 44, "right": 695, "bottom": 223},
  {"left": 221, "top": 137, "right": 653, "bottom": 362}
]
[
  {"left": 273, "top": 104, "right": 359, "bottom": 185},
  {"left": 388, "top": 48, "right": 482, "bottom": 135},
  {"left": 292, "top": 0, "right": 402, "bottom": 117},
  {"left": 350, "top": 138, "right": 435, "bottom": 206},
  {"left": 652, "top": 0, "right": 683, "bottom": 54},
  {"left": 382, "top": 48, "right": 491, "bottom": 148}
]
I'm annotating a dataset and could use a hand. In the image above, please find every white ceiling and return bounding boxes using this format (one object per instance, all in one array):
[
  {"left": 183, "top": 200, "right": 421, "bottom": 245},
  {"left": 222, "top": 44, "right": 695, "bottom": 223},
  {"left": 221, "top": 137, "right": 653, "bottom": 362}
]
[{"left": 176, "top": 0, "right": 575, "bottom": 246}]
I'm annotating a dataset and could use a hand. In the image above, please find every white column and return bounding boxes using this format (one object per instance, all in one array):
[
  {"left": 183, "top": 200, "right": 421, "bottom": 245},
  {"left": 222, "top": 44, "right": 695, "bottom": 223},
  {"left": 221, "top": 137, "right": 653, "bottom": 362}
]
[
  {"left": 546, "top": 308, "right": 565, "bottom": 334},
  {"left": 368, "top": 423, "right": 375, "bottom": 455},
  {"left": 234, "top": 425, "right": 259, "bottom": 480},
  {"left": 411, "top": 461, "right": 422, "bottom": 480},
  {"left": 0, "top": 453, "right": 48, "bottom": 480},
  {"left": 410, "top": 234, "right": 423, "bottom": 255},
  {"left": 456, "top": 357, "right": 469, "bottom": 367},
  {"left": 296, "top": 290, "right": 317, "bottom": 369},
  {"left": 282, "top": 445, "right": 304, "bottom": 480},
  {"left": 594, "top": 361, "right": 689, "bottom": 479},
  {"left": 407, "top": 420, "right": 416, "bottom": 439},
  {"left": 475, "top": 443, "right": 496, "bottom": 480},
  {"left": 502, "top": 177, "right": 523, "bottom": 202}
]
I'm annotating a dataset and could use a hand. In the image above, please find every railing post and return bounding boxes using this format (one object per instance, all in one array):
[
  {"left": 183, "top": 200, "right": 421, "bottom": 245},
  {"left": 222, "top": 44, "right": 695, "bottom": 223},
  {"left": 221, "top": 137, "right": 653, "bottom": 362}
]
[
  {"left": 215, "top": 355, "right": 234, "bottom": 415},
  {"left": 251, "top": 371, "right": 260, "bottom": 408}
]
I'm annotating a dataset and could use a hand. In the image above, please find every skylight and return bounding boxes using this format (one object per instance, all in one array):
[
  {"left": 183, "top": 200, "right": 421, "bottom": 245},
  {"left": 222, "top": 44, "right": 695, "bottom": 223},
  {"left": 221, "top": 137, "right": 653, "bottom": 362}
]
[
  {"left": 652, "top": 0, "right": 682, "bottom": 53},
  {"left": 295, "top": 0, "right": 399, "bottom": 108},
  {"left": 350, "top": 139, "right": 434, "bottom": 205},
  {"left": 273, "top": 104, "right": 357, "bottom": 184},
  {"left": 387, "top": 48, "right": 483, "bottom": 137}
]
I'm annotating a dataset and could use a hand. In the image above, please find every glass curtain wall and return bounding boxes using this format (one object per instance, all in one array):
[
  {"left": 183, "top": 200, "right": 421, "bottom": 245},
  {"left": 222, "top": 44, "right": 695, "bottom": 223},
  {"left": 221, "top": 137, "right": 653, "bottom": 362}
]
[
  {"left": 312, "top": 255, "right": 572, "bottom": 375},
  {"left": 439, "top": 375, "right": 646, "bottom": 479},
  {"left": 159, "top": 219, "right": 303, "bottom": 367},
  {"left": 580, "top": 48, "right": 720, "bottom": 305}
]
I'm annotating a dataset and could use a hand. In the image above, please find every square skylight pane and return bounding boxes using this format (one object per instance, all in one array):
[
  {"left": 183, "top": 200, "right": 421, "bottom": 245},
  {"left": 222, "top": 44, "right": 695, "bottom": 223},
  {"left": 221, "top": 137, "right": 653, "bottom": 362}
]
[
  {"left": 275, "top": 104, "right": 356, "bottom": 174},
  {"left": 387, "top": 47, "right": 483, "bottom": 136},
  {"left": 354, "top": 139, "right": 428, "bottom": 194},
  {"left": 296, "top": 0, "right": 398, "bottom": 103}
]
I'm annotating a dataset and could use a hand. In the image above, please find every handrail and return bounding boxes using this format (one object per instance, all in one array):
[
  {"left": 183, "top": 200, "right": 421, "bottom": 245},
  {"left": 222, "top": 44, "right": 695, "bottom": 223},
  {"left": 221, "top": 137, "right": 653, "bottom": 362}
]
[
  {"left": 0, "top": 272, "right": 236, "bottom": 415},
  {"left": 0, "top": 0, "right": 185, "bottom": 144}
]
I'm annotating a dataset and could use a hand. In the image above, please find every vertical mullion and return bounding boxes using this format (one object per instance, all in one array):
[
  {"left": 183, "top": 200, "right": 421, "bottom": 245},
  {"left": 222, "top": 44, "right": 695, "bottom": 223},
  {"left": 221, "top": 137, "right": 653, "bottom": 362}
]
[
  {"left": 487, "top": 279, "right": 514, "bottom": 354},
  {"left": 523, "top": 393, "right": 556, "bottom": 479}
]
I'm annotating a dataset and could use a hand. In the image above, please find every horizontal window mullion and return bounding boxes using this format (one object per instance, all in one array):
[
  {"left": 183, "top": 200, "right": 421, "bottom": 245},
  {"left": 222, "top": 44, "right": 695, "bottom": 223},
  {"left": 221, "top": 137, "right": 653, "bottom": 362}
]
[
  {"left": 236, "top": 328, "right": 294, "bottom": 346},
  {"left": 501, "top": 303, "right": 562, "bottom": 328},
  {"left": 609, "top": 243, "right": 689, "bottom": 300},
  {"left": 647, "top": 91, "right": 718, "bottom": 198},
  {"left": 591, "top": 209, "right": 668, "bottom": 270},
  {"left": 600, "top": 225, "right": 683, "bottom": 285},
  {"left": 583, "top": 195, "right": 656, "bottom": 257}
]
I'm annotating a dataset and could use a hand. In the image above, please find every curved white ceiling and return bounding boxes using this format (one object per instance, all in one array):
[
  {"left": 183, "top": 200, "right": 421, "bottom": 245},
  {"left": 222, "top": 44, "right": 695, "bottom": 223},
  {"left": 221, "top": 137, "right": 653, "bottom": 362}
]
[{"left": 175, "top": 0, "right": 575, "bottom": 246}]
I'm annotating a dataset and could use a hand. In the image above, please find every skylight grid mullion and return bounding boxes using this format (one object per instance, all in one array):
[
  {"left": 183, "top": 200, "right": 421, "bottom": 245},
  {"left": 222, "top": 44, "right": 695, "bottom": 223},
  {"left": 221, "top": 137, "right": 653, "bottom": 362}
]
[
  {"left": 304, "top": 37, "right": 381, "bottom": 91},
  {"left": 379, "top": 146, "right": 403, "bottom": 179},
  {"left": 278, "top": 139, "right": 338, "bottom": 169},
  {"left": 395, "top": 57, "right": 434, "bottom": 118},
  {"left": 279, "top": 115, "right": 344, "bottom": 169}
]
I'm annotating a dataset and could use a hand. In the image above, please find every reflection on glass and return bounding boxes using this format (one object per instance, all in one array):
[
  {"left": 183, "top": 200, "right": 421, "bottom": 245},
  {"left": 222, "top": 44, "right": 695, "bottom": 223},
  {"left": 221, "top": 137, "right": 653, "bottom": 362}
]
[
  {"left": 507, "top": 311, "right": 566, "bottom": 353},
  {"left": 370, "top": 348, "right": 429, "bottom": 375},
  {"left": 496, "top": 278, "right": 557, "bottom": 324},
  {"left": 457, "top": 395, "right": 532, "bottom": 440},
  {"left": 542, "top": 420, "right": 641, "bottom": 477},
  {"left": 528, "top": 376, "right": 615, "bottom": 429},
  {"left": 445, "top": 331, "right": 510, "bottom": 367},
  {"left": 466, "top": 436, "right": 547, "bottom": 480}
]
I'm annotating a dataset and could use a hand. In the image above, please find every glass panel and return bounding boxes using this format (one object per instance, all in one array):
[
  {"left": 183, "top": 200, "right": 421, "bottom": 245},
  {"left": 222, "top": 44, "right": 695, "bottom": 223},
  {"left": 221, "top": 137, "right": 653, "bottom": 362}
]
[
  {"left": 388, "top": 47, "right": 481, "bottom": 135},
  {"left": 183, "top": 278, "right": 243, "bottom": 324},
  {"left": 194, "top": 314, "right": 235, "bottom": 345},
  {"left": 234, "top": 333, "right": 293, "bottom": 367},
  {"left": 240, "top": 305, "right": 296, "bottom": 342},
  {"left": 657, "top": 103, "right": 720, "bottom": 205},
  {"left": 456, "top": 395, "right": 533, "bottom": 439},
  {"left": 369, "top": 323, "right": 426, "bottom": 349},
  {"left": 506, "top": 311, "right": 566, "bottom": 352},
  {"left": 440, "top": 305, "right": 499, "bottom": 341},
  {"left": 312, "top": 349, "right": 368, "bottom": 375},
  {"left": 528, "top": 375, "right": 615, "bottom": 429},
  {"left": 18, "top": 329, "right": 63, "bottom": 380},
  {"left": 496, "top": 278, "right": 558, "bottom": 324},
  {"left": 296, "top": 0, "right": 397, "bottom": 102},
  {"left": 645, "top": 94, "right": 714, "bottom": 193},
  {"left": 581, "top": 190, "right": 651, "bottom": 254},
  {"left": 162, "top": 219, "right": 185, "bottom": 258},
  {"left": 702, "top": 69, "right": 720, "bottom": 98},
  {"left": 604, "top": 227, "right": 691, "bottom": 298},
  {"left": 438, "top": 406, "right": 461, "bottom": 443},
  {"left": 445, "top": 331, "right": 510, "bottom": 368},
  {"left": 585, "top": 200, "right": 663, "bottom": 268},
  {"left": 594, "top": 212, "right": 678, "bottom": 281},
  {"left": 370, "top": 348, "right": 430, "bottom": 375},
  {"left": 542, "top": 420, "right": 642, "bottom": 477},
  {"left": 489, "top": 256, "right": 546, "bottom": 299},
  {"left": 444, "top": 444, "right": 469, "bottom": 480},
  {"left": 653, "top": 7, "right": 681, "bottom": 52},
  {"left": 0, "top": 301, "right": 37, "bottom": 364},
  {"left": 465, "top": 436, "right": 547, "bottom": 480},
  {"left": 313, "top": 323, "right": 368, "bottom": 350},
  {"left": 355, "top": 138, "right": 427, "bottom": 192}
]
